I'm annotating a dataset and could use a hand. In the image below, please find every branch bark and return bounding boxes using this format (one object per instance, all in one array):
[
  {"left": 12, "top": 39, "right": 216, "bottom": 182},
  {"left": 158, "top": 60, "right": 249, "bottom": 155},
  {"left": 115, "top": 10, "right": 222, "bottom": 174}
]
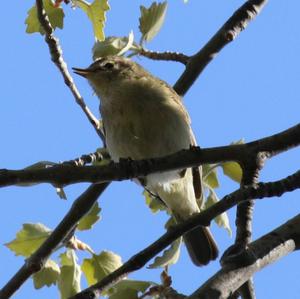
[
  {"left": 0, "top": 123, "right": 299, "bottom": 188},
  {"left": 35, "top": 0, "right": 104, "bottom": 141},
  {"left": 69, "top": 170, "right": 300, "bottom": 299},
  {"left": 188, "top": 214, "right": 300, "bottom": 299},
  {"left": 174, "top": 0, "right": 268, "bottom": 95}
]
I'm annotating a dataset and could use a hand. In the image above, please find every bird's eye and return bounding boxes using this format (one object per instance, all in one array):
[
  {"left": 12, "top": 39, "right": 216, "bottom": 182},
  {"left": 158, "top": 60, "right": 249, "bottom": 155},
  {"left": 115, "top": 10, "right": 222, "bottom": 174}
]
[{"left": 103, "top": 62, "right": 114, "bottom": 69}]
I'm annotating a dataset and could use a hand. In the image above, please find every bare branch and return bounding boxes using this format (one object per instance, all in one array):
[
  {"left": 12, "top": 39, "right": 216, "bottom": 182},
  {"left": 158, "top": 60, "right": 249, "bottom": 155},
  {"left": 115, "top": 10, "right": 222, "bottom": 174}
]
[
  {"left": 35, "top": 0, "right": 104, "bottom": 141},
  {"left": 174, "top": 0, "right": 268, "bottom": 95},
  {"left": 0, "top": 124, "right": 299, "bottom": 188},
  {"left": 69, "top": 170, "right": 300, "bottom": 299},
  {"left": 188, "top": 214, "right": 300, "bottom": 299},
  {"left": 139, "top": 49, "right": 189, "bottom": 65},
  {"left": 232, "top": 159, "right": 262, "bottom": 298},
  {"left": 0, "top": 183, "right": 108, "bottom": 299}
]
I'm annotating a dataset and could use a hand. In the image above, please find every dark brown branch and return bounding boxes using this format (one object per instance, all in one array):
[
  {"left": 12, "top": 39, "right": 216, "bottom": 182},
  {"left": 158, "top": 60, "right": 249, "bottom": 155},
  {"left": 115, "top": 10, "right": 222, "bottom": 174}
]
[
  {"left": 174, "top": 0, "right": 268, "bottom": 95},
  {"left": 232, "top": 162, "right": 262, "bottom": 298},
  {"left": 69, "top": 170, "right": 300, "bottom": 299},
  {"left": 0, "top": 124, "right": 299, "bottom": 188},
  {"left": 0, "top": 183, "right": 108, "bottom": 299},
  {"left": 139, "top": 49, "right": 189, "bottom": 65},
  {"left": 188, "top": 214, "right": 300, "bottom": 299},
  {"left": 35, "top": 0, "right": 104, "bottom": 141}
]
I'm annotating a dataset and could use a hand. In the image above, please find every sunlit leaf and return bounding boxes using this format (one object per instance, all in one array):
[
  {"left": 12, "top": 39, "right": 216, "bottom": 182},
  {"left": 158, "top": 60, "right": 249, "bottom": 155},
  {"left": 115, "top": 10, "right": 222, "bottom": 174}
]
[
  {"left": 148, "top": 237, "right": 182, "bottom": 268},
  {"left": 139, "top": 1, "right": 167, "bottom": 43},
  {"left": 93, "top": 32, "right": 138, "bottom": 60},
  {"left": 221, "top": 139, "right": 245, "bottom": 183},
  {"left": 221, "top": 161, "right": 243, "bottom": 183},
  {"left": 143, "top": 190, "right": 166, "bottom": 213},
  {"left": 81, "top": 251, "right": 122, "bottom": 286},
  {"left": 5, "top": 223, "right": 52, "bottom": 257},
  {"left": 33, "top": 259, "right": 60, "bottom": 289},
  {"left": 25, "top": 0, "right": 64, "bottom": 34},
  {"left": 109, "top": 280, "right": 152, "bottom": 299},
  {"left": 75, "top": 0, "right": 110, "bottom": 41},
  {"left": 147, "top": 217, "right": 181, "bottom": 268},
  {"left": 203, "top": 164, "right": 219, "bottom": 189},
  {"left": 77, "top": 202, "right": 101, "bottom": 231},
  {"left": 205, "top": 189, "right": 232, "bottom": 236},
  {"left": 58, "top": 250, "right": 81, "bottom": 299}
]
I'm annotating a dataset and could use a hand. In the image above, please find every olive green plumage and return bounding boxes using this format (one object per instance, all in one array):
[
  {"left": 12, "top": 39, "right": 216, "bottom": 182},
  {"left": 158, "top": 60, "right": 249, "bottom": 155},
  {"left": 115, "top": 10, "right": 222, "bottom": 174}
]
[{"left": 73, "top": 56, "right": 218, "bottom": 266}]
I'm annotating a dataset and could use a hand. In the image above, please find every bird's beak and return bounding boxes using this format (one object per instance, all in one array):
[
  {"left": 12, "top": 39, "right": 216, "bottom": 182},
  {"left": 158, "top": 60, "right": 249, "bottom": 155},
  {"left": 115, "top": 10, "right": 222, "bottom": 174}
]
[{"left": 72, "top": 67, "right": 93, "bottom": 78}]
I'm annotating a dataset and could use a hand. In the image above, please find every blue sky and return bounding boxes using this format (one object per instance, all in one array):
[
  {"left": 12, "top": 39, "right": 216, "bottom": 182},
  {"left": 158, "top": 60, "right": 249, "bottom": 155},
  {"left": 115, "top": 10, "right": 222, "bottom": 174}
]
[{"left": 1, "top": 1, "right": 300, "bottom": 298}]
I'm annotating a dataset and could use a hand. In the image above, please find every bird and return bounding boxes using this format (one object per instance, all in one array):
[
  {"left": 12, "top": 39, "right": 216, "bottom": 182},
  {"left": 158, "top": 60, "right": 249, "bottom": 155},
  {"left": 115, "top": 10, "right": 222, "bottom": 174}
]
[{"left": 73, "top": 56, "right": 218, "bottom": 266}]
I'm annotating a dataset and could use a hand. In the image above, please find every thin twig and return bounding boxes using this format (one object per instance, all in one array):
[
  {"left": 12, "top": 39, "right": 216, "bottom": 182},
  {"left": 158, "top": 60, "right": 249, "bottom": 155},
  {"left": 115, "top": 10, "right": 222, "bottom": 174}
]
[
  {"left": 139, "top": 49, "right": 189, "bottom": 65},
  {"left": 174, "top": 0, "right": 268, "bottom": 95},
  {"left": 188, "top": 214, "right": 300, "bottom": 299},
  {"left": 35, "top": 0, "right": 104, "bottom": 141},
  {"left": 69, "top": 170, "right": 300, "bottom": 299}
]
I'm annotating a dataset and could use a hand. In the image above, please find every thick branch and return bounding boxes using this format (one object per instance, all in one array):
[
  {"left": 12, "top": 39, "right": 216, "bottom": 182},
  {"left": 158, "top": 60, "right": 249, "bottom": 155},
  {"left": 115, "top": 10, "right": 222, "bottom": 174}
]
[
  {"left": 0, "top": 124, "right": 299, "bottom": 188},
  {"left": 0, "top": 183, "right": 108, "bottom": 299},
  {"left": 69, "top": 170, "right": 300, "bottom": 299},
  {"left": 35, "top": 0, "right": 104, "bottom": 141},
  {"left": 188, "top": 214, "right": 300, "bottom": 299},
  {"left": 174, "top": 0, "right": 268, "bottom": 95}
]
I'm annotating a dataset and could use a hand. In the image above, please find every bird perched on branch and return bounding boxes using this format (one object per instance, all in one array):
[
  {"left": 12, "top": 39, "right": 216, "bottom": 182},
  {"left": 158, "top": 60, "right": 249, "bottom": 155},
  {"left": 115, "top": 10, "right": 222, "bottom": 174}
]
[{"left": 73, "top": 56, "right": 218, "bottom": 266}]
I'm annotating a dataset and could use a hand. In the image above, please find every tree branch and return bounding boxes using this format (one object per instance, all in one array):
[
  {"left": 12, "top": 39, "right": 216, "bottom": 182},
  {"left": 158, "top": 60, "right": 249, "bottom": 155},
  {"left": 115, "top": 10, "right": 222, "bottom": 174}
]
[
  {"left": 0, "top": 183, "right": 109, "bottom": 299},
  {"left": 188, "top": 214, "right": 300, "bottom": 299},
  {"left": 0, "top": 123, "right": 299, "bottom": 188},
  {"left": 69, "top": 170, "right": 300, "bottom": 299},
  {"left": 35, "top": 0, "right": 104, "bottom": 141},
  {"left": 174, "top": 0, "right": 268, "bottom": 95},
  {"left": 139, "top": 49, "right": 189, "bottom": 65}
]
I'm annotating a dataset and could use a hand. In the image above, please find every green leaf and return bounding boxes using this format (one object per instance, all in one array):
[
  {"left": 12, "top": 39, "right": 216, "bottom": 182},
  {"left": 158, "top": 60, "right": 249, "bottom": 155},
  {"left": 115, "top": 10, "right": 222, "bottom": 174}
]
[
  {"left": 205, "top": 189, "right": 232, "bottom": 236},
  {"left": 58, "top": 250, "right": 81, "bottom": 299},
  {"left": 221, "top": 161, "right": 243, "bottom": 183},
  {"left": 109, "top": 280, "right": 152, "bottom": 299},
  {"left": 33, "top": 259, "right": 60, "bottom": 289},
  {"left": 25, "top": 0, "right": 64, "bottom": 34},
  {"left": 5, "top": 223, "right": 52, "bottom": 257},
  {"left": 75, "top": 0, "right": 110, "bottom": 41},
  {"left": 203, "top": 164, "right": 219, "bottom": 189},
  {"left": 139, "top": 1, "right": 168, "bottom": 43},
  {"left": 143, "top": 190, "right": 166, "bottom": 213},
  {"left": 81, "top": 251, "right": 122, "bottom": 286},
  {"left": 148, "top": 237, "right": 182, "bottom": 268},
  {"left": 92, "top": 32, "right": 138, "bottom": 60},
  {"left": 221, "top": 139, "right": 244, "bottom": 183},
  {"left": 77, "top": 202, "right": 101, "bottom": 231}
]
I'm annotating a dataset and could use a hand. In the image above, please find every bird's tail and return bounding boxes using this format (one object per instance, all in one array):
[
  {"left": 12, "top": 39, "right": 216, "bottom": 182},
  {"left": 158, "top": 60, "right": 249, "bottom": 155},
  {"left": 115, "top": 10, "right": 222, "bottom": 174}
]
[
  {"left": 150, "top": 168, "right": 218, "bottom": 266},
  {"left": 183, "top": 225, "right": 218, "bottom": 266}
]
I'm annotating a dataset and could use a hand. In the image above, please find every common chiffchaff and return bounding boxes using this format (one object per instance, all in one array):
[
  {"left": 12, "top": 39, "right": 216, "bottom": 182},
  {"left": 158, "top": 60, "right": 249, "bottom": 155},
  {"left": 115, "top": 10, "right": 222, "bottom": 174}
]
[{"left": 73, "top": 56, "right": 218, "bottom": 266}]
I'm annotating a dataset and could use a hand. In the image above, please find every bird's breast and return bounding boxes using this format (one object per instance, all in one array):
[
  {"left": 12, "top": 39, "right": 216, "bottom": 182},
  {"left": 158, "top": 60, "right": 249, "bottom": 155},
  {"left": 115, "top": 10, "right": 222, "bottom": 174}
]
[{"left": 100, "top": 83, "right": 192, "bottom": 163}]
